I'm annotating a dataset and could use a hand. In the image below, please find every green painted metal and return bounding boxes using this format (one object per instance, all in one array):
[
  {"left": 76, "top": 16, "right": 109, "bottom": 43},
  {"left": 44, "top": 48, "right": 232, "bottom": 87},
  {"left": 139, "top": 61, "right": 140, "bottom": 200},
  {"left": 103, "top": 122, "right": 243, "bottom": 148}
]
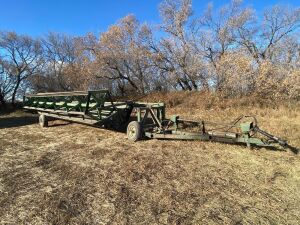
[
  {"left": 23, "top": 90, "right": 288, "bottom": 148},
  {"left": 23, "top": 90, "right": 134, "bottom": 128},
  {"left": 240, "top": 122, "right": 253, "bottom": 133}
]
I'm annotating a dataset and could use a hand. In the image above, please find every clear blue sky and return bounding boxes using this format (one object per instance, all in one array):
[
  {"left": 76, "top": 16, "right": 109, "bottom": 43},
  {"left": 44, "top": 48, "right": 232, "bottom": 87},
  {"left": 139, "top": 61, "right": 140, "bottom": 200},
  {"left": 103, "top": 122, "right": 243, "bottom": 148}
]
[{"left": 0, "top": 0, "right": 299, "bottom": 37}]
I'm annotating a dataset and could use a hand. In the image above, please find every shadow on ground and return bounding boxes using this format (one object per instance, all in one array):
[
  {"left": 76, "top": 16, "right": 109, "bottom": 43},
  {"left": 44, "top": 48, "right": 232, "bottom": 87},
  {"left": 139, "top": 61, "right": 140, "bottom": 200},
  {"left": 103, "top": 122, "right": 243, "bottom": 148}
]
[{"left": 0, "top": 116, "right": 38, "bottom": 129}]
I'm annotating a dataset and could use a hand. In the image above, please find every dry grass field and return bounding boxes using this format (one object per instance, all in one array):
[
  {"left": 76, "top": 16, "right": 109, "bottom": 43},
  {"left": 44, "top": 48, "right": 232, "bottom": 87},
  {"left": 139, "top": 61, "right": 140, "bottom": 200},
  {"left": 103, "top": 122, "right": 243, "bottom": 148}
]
[{"left": 0, "top": 92, "right": 300, "bottom": 225}]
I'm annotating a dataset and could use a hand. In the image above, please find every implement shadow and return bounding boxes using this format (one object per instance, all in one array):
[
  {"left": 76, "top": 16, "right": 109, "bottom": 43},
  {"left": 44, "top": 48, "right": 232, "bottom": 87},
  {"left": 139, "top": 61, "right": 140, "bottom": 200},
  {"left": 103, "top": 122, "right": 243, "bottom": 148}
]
[
  {"left": 0, "top": 116, "right": 38, "bottom": 129},
  {"left": 223, "top": 142, "right": 299, "bottom": 154},
  {"left": 285, "top": 144, "right": 299, "bottom": 154}
]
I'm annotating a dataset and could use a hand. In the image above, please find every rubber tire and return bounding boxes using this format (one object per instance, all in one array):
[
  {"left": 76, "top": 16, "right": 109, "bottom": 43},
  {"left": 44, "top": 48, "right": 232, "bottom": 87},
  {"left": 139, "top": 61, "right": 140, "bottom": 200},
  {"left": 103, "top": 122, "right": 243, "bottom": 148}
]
[
  {"left": 39, "top": 114, "right": 48, "bottom": 128},
  {"left": 127, "top": 121, "right": 142, "bottom": 142}
]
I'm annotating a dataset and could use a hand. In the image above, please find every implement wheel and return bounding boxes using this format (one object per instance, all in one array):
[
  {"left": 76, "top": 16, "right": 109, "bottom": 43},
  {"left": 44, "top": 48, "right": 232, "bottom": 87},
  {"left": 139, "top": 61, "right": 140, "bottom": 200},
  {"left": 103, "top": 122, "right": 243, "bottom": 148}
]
[
  {"left": 39, "top": 114, "right": 48, "bottom": 128},
  {"left": 127, "top": 121, "right": 142, "bottom": 142}
]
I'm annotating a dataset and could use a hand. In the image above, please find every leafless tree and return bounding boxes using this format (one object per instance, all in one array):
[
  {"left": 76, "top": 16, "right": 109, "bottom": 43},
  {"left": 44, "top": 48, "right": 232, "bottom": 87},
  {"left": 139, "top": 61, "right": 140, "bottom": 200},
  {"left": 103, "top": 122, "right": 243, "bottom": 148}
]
[
  {"left": 235, "top": 4, "right": 300, "bottom": 63},
  {"left": 93, "top": 15, "right": 155, "bottom": 95},
  {"left": 0, "top": 31, "right": 43, "bottom": 104},
  {"left": 1, "top": 0, "right": 299, "bottom": 101},
  {"left": 198, "top": 0, "right": 255, "bottom": 90},
  {"left": 0, "top": 58, "right": 13, "bottom": 105},
  {"left": 155, "top": 0, "right": 206, "bottom": 90},
  {"left": 31, "top": 33, "right": 94, "bottom": 92}
]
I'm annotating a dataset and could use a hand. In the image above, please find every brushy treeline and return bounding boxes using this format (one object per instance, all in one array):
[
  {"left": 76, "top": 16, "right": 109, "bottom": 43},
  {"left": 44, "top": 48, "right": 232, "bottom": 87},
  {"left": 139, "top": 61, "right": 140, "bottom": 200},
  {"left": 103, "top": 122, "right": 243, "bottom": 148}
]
[{"left": 0, "top": 0, "right": 299, "bottom": 105}]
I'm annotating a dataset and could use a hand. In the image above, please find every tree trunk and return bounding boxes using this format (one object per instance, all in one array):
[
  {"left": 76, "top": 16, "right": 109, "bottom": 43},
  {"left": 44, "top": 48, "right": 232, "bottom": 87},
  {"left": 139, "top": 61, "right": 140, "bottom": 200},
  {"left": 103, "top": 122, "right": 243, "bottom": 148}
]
[
  {"left": 126, "top": 77, "right": 140, "bottom": 92},
  {"left": 0, "top": 93, "right": 6, "bottom": 106},
  {"left": 177, "top": 79, "right": 186, "bottom": 90},
  {"left": 11, "top": 78, "right": 21, "bottom": 105},
  {"left": 117, "top": 82, "right": 126, "bottom": 97},
  {"left": 181, "top": 78, "right": 192, "bottom": 91},
  {"left": 191, "top": 79, "right": 198, "bottom": 90}
]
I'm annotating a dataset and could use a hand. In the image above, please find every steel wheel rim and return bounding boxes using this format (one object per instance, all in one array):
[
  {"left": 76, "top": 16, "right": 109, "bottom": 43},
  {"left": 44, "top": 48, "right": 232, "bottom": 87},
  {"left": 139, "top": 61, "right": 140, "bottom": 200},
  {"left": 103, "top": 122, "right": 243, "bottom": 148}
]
[{"left": 128, "top": 125, "right": 136, "bottom": 138}]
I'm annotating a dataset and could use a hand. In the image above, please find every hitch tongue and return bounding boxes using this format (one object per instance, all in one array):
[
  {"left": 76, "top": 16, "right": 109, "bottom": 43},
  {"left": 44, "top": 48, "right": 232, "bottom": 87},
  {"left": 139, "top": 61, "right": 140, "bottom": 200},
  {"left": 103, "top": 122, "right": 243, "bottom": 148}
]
[{"left": 254, "top": 127, "right": 287, "bottom": 147}]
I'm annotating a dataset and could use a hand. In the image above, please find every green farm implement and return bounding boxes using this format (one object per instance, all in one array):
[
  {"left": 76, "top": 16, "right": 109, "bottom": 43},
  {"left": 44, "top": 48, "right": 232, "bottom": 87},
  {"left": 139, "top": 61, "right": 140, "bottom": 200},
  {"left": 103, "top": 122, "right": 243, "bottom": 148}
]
[{"left": 23, "top": 90, "right": 288, "bottom": 148}]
